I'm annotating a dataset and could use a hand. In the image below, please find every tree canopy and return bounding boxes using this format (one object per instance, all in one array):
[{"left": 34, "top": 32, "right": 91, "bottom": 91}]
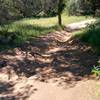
[{"left": 0, "top": 0, "right": 100, "bottom": 24}]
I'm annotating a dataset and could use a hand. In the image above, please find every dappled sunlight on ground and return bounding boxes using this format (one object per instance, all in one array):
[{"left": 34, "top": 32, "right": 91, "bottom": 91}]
[{"left": 0, "top": 30, "right": 99, "bottom": 100}]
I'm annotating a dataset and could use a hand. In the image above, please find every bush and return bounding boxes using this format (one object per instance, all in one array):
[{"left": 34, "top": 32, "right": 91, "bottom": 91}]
[
  {"left": 80, "top": 19, "right": 100, "bottom": 54},
  {"left": 0, "top": 25, "right": 20, "bottom": 45}
]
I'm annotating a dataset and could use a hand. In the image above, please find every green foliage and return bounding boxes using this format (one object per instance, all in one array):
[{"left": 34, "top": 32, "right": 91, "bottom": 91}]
[
  {"left": 66, "top": 0, "right": 80, "bottom": 15},
  {"left": 92, "top": 66, "right": 100, "bottom": 76},
  {"left": 0, "top": 0, "right": 59, "bottom": 23},
  {"left": 92, "top": 59, "right": 100, "bottom": 77},
  {"left": 77, "top": 19, "right": 100, "bottom": 54},
  {"left": 65, "top": 0, "right": 100, "bottom": 16}
]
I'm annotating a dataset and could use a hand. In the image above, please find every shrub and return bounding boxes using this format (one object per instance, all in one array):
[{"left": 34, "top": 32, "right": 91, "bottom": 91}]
[{"left": 80, "top": 19, "right": 100, "bottom": 54}]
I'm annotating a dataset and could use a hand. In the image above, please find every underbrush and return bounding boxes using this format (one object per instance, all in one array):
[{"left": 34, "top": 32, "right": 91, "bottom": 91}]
[{"left": 75, "top": 19, "right": 100, "bottom": 54}]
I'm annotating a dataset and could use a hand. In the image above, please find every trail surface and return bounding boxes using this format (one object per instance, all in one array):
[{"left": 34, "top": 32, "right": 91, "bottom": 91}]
[
  {"left": 65, "top": 19, "right": 95, "bottom": 31},
  {"left": 0, "top": 19, "right": 100, "bottom": 100}
]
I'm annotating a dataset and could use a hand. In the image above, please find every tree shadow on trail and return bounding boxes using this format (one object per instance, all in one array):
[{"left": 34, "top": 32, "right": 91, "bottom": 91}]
[
  {"left": 0, "top": 34, "right": 99, "bottom": 85},
  {"left": 0, "top": 24, "right": 59, "bottom": 53},
  {"left": 1, "top": 36, "right": 98, "bottom": 80},
  {"left": 0, "top": 82, "right": 13, "bottom": 94},
  {"left": 0, "top": 81, "right": 33, "bottom": 100},
  {"left": 0, "top": 35, "right": 99, "bottom": 99},
  {"left": 0, "top": 82, "right": 17, "bottom": 100}
]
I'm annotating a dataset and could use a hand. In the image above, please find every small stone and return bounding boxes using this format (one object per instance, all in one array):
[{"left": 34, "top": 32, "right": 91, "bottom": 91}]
[{"left": 33, "top": 88, "right": 38, "bottom": 91}]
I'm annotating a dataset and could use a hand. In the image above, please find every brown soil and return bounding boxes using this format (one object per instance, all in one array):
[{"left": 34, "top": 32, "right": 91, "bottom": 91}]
[{"left": 0, "top": 30, "right": 100, "bottom": 100}]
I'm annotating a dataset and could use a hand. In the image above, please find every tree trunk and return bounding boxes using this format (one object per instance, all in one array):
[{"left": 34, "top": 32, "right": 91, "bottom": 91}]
[
  {"left": 58, "top": 0, "right": 63, "bottom": 26},
  {"left": 92, "top": 0, "right": 96, "bottom": 17}
]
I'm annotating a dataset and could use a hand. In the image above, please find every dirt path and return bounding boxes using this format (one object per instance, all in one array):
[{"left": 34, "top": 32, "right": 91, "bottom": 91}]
[
  {"left": 0, "top": 20, "right": 100, "bottom": 100},
  {"left": 65, "top": 19, "right": 95, "bottom": 32},
  {"left": 28, "top": 79, "right": 100, "bottom": 100},
  {"left": 0, "top": 75, "right": 100, "bottom": 100}
]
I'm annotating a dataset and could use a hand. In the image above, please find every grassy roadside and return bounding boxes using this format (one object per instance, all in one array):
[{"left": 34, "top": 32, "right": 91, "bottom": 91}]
[
  {"left": 0, "top": 15, "right": 92, "bottom": 51},
  {"left": 0, "top": 15, "right": 91, "bottom": 35}
]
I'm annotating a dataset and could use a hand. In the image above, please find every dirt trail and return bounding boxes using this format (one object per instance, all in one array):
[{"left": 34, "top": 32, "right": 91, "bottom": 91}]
[
  {"left": 28, "top": 79, "right": 100, "bottom": 100},
  {"left": 65, "top": 19, "right": 95, "bottom": 32},
  {"left": 0, "top": 20, "right": 100, "bottom": 100}
]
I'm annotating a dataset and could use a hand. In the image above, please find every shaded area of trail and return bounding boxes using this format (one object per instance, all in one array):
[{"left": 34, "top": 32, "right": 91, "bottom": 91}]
[{"left": 0, "top": 22, "right": 99, "bottom": 100}]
